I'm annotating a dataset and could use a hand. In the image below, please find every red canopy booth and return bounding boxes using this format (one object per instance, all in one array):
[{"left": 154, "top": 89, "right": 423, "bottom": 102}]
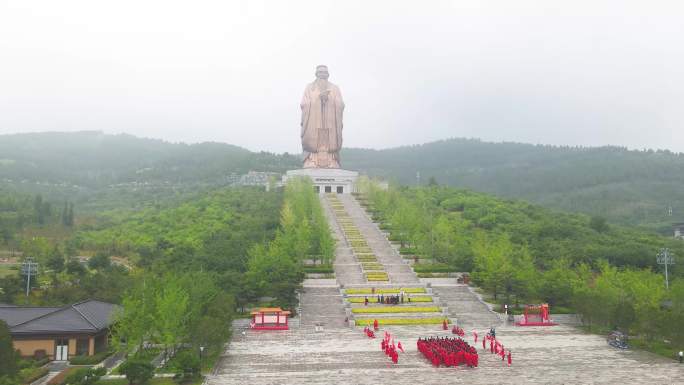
[
  {"left": 515, "top": 303, "right": 557, "bottom": 326},
  {"left": 250, "top": 307, "right": 291, "bottom": 330}
]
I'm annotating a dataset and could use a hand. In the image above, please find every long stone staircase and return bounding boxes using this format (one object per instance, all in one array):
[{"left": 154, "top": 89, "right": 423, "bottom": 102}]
[
  {"left": 433, "top": 285, "right": 501, "bottom": 328},
  {"left": 320, "top": 193, "right": 498, "bottom": 328}
]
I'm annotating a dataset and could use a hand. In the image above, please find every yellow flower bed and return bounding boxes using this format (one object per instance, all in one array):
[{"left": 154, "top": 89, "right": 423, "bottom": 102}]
[
  {"left": 353, "top": 247, "right": 373, "bottom": 254},
  {"left": 348, "top": 296, "right": 433, "bottom": 303},
  {"left": 361, "top": 263, "right": 384, "bottom": 270},
  {"left": 345, "top": 288, "right": 427, "bottom": 295},
  {"left": 366, "top": 277, "right": 389, "bottom": 282},
  {"left": 351, "top": 306, "right": 440, "bottom": 314},
  {"left": 406, "top": 296, "right": 433, "bottom": 302},
  {"left": 354, "top": 317, "right": 447, "bottom": 326},
  {"left": 365, "top": 272, "right": 388, "bottom": 278}
]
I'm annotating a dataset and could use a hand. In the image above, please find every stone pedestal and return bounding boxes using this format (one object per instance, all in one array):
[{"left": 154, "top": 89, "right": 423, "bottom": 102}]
[{"left": 283, "top": 168, "right": 359, "bottom": 194}]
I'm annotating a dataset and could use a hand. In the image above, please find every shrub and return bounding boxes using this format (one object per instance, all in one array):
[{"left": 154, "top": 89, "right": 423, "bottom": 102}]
[
  {"left": 169, "top": 350, "right": 200, "bottom": 382},
  {"left": 19, "top": 367, "right": 48, "bottom": 384},
  {"left": 303, "top": 266, "right": 334, "bottom": 274},
  {"left": 119, "top": 360, "right": 154, "bottom": 385},
  {"left": 47, "top": 368, "right": 79, "bottom": 385},
  {"left": 351, "top": 307, "right": 440, "bottom": 314},
  {"left": 354, "top": 317, "right": 447, "bottom": 326},
  {"left": 64, "top": 367, "right": 106, "bottom": 385},
  {"left": 69, "top": 350, "right": 113, "bottom": 365}
]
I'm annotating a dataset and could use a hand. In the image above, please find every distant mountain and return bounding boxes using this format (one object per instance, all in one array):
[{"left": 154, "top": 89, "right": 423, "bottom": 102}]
[
  {"left": 341, "top": 139, "right": 684, "bottom": 233},
  {"left": 1, "top": 132, "right": 682, "bottom": 232},
  {"left": 0, "top": 131, "right": 299, "bottom": 187}
]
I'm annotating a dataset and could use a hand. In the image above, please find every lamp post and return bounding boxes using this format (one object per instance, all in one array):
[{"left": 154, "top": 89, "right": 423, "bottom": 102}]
[{"left": 657, "top": 248, "right": 675, "bottom": 289}]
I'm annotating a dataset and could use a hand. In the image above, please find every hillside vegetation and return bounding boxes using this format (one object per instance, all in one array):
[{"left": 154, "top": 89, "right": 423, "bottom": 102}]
[
  {"left": 359, "top": 179, "right": 684, "bottom": 354},
  {"left": 2, "top": 132, "right": 684, "bottom": 231},
  {"left": 343, "top": 139, "right": 684, "bottom": 232}
]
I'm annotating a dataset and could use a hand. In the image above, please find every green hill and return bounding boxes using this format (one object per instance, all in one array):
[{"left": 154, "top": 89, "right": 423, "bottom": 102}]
[
  {"left": 2, "top": 132, "right": 683, "bottom": 232},
  {"left": 0, "top": 131, "right": 299, "bottom": 187},
  {"left": 342, "top": 139, "right": 684, "bottom": 233}
]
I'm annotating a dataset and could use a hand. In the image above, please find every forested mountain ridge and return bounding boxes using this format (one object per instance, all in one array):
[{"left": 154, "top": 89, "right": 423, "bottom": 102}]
[
  {"left": 2, "top": 132, "right": 683, "bottom": 231},
  {"left": 342, "top": 139, "right": 684, "bottom": 232},
  {"left": 0, "top": 131, "right": 299, "bottom": 187}
]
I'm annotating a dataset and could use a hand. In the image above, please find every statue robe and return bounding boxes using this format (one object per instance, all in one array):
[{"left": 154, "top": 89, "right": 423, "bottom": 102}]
[{"left": 300, "top": 80, "right": 344, "bottom": 168}]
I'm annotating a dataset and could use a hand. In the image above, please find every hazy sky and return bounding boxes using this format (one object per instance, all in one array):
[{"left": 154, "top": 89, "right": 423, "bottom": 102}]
[{"left": 1, "top": 0, "right": 682, "bottom": 153}]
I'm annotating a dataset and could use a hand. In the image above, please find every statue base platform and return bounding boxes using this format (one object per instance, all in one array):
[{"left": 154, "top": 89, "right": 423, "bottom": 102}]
[{"left": 283, "top": 168, "right": 359, "bottom": 194}]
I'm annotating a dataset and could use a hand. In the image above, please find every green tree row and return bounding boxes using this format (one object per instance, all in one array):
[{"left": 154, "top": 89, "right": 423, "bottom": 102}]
[{"left": 359, "top": 179, "right": 684, "bottom": 350}]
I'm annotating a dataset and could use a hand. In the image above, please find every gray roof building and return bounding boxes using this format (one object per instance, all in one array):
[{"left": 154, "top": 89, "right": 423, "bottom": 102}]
[
  {"left": 0, "top": 300, "right": 119, "bottom": 359},
  {"left": 0, "top": 300, "right": 118, "bottom": 335}
]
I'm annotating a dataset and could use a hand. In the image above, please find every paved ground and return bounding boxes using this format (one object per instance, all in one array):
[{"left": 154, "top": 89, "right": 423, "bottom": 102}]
[
  {"left": 209, "top": 322, "right": 683, "bottom": 385},
  {"left": 208, "top": 194, "right": 684, "bottom": 384}
]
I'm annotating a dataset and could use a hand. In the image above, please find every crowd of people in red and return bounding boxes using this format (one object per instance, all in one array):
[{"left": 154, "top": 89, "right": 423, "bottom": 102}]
[
  {"left": 363, "top": 321, "right": 511, "bottom": 368},
  {"left": 417, "top": 336, "right": 479, "bottom": 367}
]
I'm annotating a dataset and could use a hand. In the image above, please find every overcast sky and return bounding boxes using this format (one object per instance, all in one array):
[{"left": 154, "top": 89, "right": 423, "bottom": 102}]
[{"left": 0, "top": 0, "right": 682, "bottom": 153}]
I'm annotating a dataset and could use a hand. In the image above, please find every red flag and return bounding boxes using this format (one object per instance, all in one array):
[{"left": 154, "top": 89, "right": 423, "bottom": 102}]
[{"left": 398, "top": 341, "right": 404, "bottom": 353}]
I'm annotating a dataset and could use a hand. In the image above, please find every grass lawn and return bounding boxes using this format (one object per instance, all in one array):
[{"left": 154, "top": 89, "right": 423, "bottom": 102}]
[{"left": 0, "top": 264, "right": 18, "bottom": 278}]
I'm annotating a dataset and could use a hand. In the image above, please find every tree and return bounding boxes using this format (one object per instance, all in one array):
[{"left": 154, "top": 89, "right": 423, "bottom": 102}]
[
  {"left": 155, "top": 275, "right": 189, "bottom": 358},
  {"left": 46, "top": 246, "right": 65, "bottom": 272},
  {"left": 589, "top": 216, "right": 609, "bottom": 233},
  {"left": 87, "top": 253, "right": 111, "bottom": 271},
  {"left": 171, "top": 350, "right": 201, "bottom": 382},
  {"left": 66, "top": 258, "right": 87, "bottom": 276},
  {"left": 119, "top": 360, "right": 153, "bottom": 385},
  {"left": 113, "top": 274, "right": 157, "bottom": 352},
  {"left": 0, "top": 320, "right": 18, "bottom": 378}
]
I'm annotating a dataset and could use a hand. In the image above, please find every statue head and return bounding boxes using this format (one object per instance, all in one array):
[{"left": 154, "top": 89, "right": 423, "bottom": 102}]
[{"left": 315, "top": 65, "right": 329, "bottom": 80}]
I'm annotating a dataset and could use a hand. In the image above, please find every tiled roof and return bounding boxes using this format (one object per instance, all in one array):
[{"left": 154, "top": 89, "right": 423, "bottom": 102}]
[{"left": 0, "top": 300, "right": 118, "bottom": 335}]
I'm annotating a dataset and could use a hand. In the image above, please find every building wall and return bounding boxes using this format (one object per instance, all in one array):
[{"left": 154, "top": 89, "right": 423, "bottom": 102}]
[
  {"left": 14, "top": 339, "right": 55, "bottom": 358},
  {"left": 69, "top": 338, "right": 77, "bottom": 356}
]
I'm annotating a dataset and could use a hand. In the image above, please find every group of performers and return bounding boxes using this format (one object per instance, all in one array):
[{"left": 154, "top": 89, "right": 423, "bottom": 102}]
[
  {"left": 451, "top": 325, "right": 465, "bottom": 337},
  {"left": 366, "top": 294, "right": 406, "bottom": 305},
  {"left": 417, "top": 336, "right": 479, "bottom": 367},
  {"left": 380, "top": 331, "right": 404, "bottom": 364},
  {"left": 363, "top": 320, "right": 511, "bottom": 368},
  {"left": 483, "top": 332, "right": 512, "bottom": 366}
]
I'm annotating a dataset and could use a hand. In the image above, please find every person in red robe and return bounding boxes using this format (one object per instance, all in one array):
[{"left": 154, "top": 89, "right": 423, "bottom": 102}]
[
  {"left": 373, "top": 319, "right": 379, "bottom": 331},
  {"left": 392, "top": 350, "right": 398, "bottom": 364},
  {"left": 397, "top": 341, "right": 404, "bottom": 353},
  {"left": 443, "top": 319, "right": 448, "bottom": 330},
  {"left": 482, "top": 336, "right": 486, "bottom": 350},
  {"left": 507, "top": 350, "right": 512, "bottom": 366},
  {"left": 456, "top": 349, "right": 464, "bottom": 366},
  {"left": 473, "top": 330, "right": 478, "bottom": 344}
]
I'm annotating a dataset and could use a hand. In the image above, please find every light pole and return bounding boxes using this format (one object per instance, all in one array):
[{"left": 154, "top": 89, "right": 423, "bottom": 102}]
[
  {"left": 20, "top": 258, "right": 39, "bottom": 297},
  {"left": 657, "top": 248, "right": 675, "bottom": 289}
]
